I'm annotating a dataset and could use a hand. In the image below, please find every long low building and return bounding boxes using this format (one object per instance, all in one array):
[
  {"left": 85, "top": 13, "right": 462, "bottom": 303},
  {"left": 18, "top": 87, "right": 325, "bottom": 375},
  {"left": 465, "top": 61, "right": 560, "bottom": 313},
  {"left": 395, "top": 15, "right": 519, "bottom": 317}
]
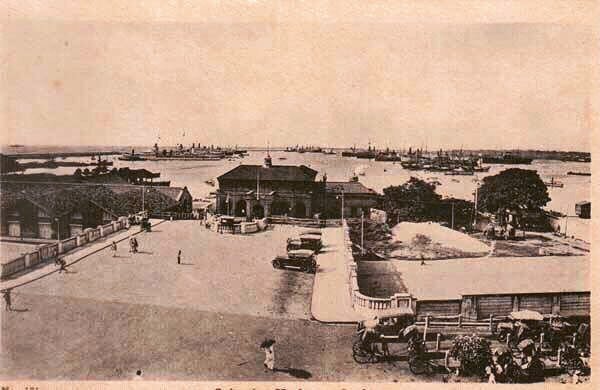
[
  {"left": 1, "top": 181, "right": 192, "bottom": 240},
  {"left": 374, "top": 255, "right": 590, "bottom": 320}
]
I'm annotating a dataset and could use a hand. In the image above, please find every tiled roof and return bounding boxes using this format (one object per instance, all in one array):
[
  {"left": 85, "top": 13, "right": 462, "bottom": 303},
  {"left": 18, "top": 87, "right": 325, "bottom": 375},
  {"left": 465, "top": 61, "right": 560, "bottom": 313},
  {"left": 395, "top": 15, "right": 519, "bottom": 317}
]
[
  {"left": 218, "top": 165, "right": 318, "bottom": 182},
  {"left": 0, "top": 181, "right": 188, "bottom": 216},
  {"left": 325, "top": 181, "right": 378, "bottom": 195}
]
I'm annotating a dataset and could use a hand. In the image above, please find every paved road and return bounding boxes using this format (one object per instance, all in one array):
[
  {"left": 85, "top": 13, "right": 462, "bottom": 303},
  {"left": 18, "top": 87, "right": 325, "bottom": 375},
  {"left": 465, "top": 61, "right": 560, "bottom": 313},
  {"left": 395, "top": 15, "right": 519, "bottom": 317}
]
[{"left": 7, "top": 222, "right": 313, "bottom": 319}]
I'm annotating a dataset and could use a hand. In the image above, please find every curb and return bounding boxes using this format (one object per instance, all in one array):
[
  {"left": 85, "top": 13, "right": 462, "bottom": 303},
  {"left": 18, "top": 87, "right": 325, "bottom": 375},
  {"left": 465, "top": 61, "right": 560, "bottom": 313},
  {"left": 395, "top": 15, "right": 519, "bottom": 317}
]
[{"left": 1, "top": 220, "right": 167, "bottom": 292}]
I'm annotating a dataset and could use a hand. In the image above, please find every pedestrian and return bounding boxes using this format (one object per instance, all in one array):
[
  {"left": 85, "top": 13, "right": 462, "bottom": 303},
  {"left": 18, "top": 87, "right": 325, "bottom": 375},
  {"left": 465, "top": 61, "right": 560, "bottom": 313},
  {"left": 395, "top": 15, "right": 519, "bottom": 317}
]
[
  {"left": 3, "top": 289, "right": 12, "bottom": 311},
  {"left": 177, "top": 250, "right": 181, "bottom": 264},
  {"left": 420, "top": 255, "right": 426, "bottom": 266},
  {"left": 129, "top": 238, "right": 134, "bottom": 253},
  {"left": 260, "top": 339, "right": 276, "bottom": 371},
  {"left": 111, "top": 241, "right": 118, "bottom": 257},
  {"left": 57, "top": 257, "right": 67, "bottom": 273},
  {"left": 133, "top": 237, "right": 139, "bottom": 253}
]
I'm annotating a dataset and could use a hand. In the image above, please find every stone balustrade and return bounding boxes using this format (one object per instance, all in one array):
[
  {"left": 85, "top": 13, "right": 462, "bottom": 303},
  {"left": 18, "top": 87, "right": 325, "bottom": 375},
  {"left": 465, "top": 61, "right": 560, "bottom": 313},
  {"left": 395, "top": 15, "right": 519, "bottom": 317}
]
[
  {"left": 1, "top": 219, "right": 128, "bottom": 279},
  {"left": 342, "top": 220, "right": 414, "bottom": 317}
]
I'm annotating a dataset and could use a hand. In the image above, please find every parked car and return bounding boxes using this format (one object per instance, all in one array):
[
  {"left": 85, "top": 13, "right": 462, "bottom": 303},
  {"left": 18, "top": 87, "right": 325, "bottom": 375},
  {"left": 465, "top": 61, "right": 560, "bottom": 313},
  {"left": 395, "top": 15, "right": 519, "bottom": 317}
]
[
  {"left": 287, "top": 234, "right": 322, "bottom": 252},
  {"left": 300, "top": 229, "right": 322, "bottom": 237},
  {"left": 272, "top": 249, "right": 317, "bottom": 273}
]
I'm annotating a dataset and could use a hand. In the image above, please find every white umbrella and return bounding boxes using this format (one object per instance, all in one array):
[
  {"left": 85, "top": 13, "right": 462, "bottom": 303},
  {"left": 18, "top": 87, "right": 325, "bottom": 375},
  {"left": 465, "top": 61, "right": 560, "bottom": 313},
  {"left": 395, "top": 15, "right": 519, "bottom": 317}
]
[{"left": 509, "top": 310, "right": 544, "bottom": 321}]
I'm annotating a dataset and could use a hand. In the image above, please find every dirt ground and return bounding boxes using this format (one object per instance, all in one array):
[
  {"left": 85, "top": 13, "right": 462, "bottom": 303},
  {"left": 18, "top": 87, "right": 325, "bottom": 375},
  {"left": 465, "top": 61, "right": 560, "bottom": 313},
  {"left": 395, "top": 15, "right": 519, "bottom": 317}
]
[
  {"left": 474, "top": 233, "right": 589, "bottom": 257},
  {"left": 0, "top": 222, "right": 449, "bottom": 382}
]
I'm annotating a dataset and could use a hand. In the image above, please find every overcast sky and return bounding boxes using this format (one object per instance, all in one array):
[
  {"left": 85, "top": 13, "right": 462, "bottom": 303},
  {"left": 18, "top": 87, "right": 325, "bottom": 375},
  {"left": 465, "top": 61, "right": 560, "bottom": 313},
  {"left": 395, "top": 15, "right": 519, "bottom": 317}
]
[{"left": 1, "top": 4, "right": 595, "bottom": 151}]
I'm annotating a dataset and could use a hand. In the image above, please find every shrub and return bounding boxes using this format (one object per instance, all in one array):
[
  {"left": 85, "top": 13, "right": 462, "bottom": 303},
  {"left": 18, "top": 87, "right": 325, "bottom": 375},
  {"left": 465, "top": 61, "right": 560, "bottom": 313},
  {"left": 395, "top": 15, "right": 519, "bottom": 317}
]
[{"left": 449, "top": 334, "right": 492, "bottom": 376}]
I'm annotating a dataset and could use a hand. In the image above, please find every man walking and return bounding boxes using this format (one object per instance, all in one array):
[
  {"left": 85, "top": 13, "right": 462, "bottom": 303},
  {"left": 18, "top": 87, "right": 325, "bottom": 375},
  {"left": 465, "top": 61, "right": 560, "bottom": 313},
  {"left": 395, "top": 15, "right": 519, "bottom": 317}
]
[
  {"left": 56, "top": 257, "right": 67, "bottom": 273},
  {"left": 111, "top": 241, "right": 118, "bottom": 257},
  {"left": 260, "top": 339, "right": 276, "bottom": 372},
  {"left": 3, "top": 289, "right": 12, "bottom": 311},
  {"left": 177, "top": 250, "right": 182, "bottom": 265}
]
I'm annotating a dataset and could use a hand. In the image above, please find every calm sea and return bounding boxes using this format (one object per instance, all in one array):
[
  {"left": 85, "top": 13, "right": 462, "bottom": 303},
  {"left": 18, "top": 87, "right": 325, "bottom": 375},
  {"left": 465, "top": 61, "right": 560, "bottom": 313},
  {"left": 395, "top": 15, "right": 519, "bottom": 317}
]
[{"left": 4, "top": 145, "right": 590, "bottom": 216}]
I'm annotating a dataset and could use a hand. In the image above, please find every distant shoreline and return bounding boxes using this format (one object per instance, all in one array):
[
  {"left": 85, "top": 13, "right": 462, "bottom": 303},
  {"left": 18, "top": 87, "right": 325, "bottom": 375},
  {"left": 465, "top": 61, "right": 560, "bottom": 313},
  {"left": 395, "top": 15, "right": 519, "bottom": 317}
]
[{"left": 1, "top": 145, "right": 591, "bottom": 161}]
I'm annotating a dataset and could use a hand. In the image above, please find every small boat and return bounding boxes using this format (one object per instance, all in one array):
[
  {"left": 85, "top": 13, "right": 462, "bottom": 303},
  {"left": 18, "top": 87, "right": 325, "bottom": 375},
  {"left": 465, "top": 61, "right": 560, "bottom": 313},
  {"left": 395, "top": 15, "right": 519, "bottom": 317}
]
[
  {"left": 567, "top": 171, "right": 591, "bottom": 176},
  {"left": 118, "top": 153, "right": 145, "bottom": 161},
  {"left": 278, "top": 157, "right": 287, "bottom": 160}
]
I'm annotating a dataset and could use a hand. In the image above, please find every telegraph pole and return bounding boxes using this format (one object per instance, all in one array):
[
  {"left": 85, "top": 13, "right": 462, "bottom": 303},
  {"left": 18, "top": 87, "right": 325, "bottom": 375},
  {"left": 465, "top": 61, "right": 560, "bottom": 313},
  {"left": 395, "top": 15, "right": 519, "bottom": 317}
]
[{"left": 361, "top": 209, "right": 365, "bottom": 255}]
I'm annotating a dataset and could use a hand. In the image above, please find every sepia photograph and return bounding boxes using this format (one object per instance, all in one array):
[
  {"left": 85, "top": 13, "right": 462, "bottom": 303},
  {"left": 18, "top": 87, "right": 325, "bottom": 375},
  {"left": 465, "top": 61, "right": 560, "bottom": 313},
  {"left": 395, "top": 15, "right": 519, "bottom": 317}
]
[{"left": 0, "top": 1, "right": 597, "bottom": 387}]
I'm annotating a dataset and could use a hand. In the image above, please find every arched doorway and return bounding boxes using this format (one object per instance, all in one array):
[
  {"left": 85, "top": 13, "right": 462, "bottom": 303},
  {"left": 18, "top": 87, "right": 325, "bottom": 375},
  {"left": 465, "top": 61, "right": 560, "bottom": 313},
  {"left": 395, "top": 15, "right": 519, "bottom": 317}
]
[
  {"left": 252, "top": 203, "right": 265, "bottom": 219},
  {"left": 292, "top": 201, "right": 306, "bottom": 218},
  {"left": 271, "top": 200, "right": 291, "bottom": 216},
  {"left": 235, "top": 199, "right": 247, "bottom": 217}
]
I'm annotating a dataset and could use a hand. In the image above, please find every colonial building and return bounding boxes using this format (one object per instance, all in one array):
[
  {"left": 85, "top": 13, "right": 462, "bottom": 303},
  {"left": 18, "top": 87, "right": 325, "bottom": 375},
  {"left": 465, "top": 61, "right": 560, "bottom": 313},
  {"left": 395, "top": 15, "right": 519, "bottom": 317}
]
[
  {"left": 216, "top": 155, "right": 318, "bottom": 218},
  {"left": 216, "top": 155, "right": 380, "bottom": 219},
  {"left": 323, "top": 179, "right": 380, "bottom": 218}
]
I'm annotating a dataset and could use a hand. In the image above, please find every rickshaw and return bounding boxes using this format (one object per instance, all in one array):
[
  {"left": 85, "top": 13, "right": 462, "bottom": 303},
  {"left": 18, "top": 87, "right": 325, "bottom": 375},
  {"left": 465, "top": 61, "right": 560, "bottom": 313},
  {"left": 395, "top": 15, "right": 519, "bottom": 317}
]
[
  {"left": 352, "top": 309, "right": 416, "bottom": 364},
  {"left": 503, "top": 339, "right": 546, "bottom": 383},
  {"left": 496, "top": 310, "right": 547, "bottom": 346}
]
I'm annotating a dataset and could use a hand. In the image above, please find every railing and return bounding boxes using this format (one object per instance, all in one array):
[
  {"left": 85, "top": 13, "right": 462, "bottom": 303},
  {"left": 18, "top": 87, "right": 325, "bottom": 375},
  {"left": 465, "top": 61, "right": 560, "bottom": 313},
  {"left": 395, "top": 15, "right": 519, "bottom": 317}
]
[
  {"left": 61, "top": 236, "right": 77, "bottom": 252},
  {"left": 150, "top": 211, "right": 197, "bottom": 220},
  {"left": 39, "top": 243, "right": 59, "bottom": 260},
  {"left": 342, "top": 220, "right": 415, "bottom": 316},
  {"left": 1, "top": 218, "right": 130, "bottom": 279},
  {"left": 28, "top": 251, "right": 40, "bottom": 266},
  {"left": 1, "top": 256, "right": 26, "bottom": 278},
  {"left": 268, "top": 216, "right": 342, "bottom": 227},
  {"left": 416, "top": 314, "right": 500, "bottom": 334},
  {"left": 102, "top": 223, "right": 114, "bottom": 235}
]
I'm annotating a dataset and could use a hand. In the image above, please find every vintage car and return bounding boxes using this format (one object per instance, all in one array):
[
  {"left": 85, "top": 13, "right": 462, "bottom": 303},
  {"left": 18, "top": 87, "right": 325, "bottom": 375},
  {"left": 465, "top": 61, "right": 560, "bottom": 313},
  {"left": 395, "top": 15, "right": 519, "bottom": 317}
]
[
  {"left": 287, "top": 234, "right": 322, "bottom": 252},
  {"left": 300, "top": 229, "right": 322, "bottom": 237},
  {"left": 272, "top": 249, "right": 317, "bottom": 273}
]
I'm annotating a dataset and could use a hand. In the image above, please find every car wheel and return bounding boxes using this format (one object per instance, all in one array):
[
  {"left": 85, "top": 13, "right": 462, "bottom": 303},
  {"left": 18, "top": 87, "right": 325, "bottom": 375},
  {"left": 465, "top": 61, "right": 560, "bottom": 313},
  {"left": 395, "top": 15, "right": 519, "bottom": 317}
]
[{"left": 272, "top": 260, "right": 281, "bottom": 269}]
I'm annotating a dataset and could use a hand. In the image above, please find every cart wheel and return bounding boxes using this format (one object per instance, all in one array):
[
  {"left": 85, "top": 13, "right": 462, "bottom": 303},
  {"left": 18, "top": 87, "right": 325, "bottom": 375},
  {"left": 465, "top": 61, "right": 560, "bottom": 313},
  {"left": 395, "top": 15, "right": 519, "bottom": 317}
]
[
  {"left": 352, "top": 340, "right": 374, "bottom": 364},
  {"left": 409, "top": 357, "right": 428, "bottom": 375},
  {"left": 272, "top": 260, "right": 281, "bottom": 269}
]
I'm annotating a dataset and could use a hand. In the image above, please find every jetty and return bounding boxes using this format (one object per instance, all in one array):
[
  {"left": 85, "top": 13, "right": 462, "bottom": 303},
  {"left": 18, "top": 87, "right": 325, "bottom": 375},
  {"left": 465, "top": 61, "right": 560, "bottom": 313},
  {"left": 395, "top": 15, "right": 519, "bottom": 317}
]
[{"left": 4, "top": 151, "right": 120, "bottom": 160}]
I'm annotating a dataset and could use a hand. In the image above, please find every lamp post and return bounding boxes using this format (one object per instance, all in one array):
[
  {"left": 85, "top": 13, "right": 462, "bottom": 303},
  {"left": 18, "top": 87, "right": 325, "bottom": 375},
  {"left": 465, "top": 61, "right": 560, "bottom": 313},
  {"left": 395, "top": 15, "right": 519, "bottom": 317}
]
[
  {"left": 54, "top": 217, "right": 60, "bottom": 241},
  {"left": 341, "top": 189, "right": 345, "bottom": 221}
]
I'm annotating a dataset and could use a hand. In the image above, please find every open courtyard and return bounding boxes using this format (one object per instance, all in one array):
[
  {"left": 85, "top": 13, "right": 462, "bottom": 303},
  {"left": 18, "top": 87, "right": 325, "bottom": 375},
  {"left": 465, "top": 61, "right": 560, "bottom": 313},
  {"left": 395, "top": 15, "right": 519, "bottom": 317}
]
[{"left": 0, "top": 221, "right": 430, "bottom": 381}]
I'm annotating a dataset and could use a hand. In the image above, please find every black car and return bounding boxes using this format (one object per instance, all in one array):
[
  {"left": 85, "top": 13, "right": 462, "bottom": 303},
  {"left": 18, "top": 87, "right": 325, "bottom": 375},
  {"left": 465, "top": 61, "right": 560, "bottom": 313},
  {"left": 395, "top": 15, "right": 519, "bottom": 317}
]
[
  {"left": 286, "top": 234, "right": 322, "bottom": 253},
  {"left": 272, "top": 249, "right": 317, "bottom": 273}
]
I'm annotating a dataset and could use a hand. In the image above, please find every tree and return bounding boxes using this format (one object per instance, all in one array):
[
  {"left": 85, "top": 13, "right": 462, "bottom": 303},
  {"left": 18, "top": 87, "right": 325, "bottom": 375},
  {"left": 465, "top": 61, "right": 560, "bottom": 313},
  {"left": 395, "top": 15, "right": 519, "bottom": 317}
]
[
  {"left": 478, "top": 168, "right": 550, "bottom": 213},
  {"left": 382, "top": 177, "right": 442, "bottom": 223}
]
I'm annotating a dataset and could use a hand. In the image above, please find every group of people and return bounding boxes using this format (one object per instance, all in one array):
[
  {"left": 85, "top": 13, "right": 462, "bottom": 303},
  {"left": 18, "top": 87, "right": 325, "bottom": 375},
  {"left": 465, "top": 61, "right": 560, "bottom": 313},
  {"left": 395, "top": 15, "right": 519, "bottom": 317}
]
[{"left": 485, "top": 345, "right": 545, "bottom": 384}]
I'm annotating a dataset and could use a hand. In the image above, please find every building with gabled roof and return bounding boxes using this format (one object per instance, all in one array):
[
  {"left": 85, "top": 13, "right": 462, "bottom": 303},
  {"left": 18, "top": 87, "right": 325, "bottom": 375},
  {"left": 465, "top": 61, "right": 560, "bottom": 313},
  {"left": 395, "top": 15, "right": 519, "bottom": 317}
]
[{"left": 0, "top": 181, "right": 193, "bottom": 239}]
